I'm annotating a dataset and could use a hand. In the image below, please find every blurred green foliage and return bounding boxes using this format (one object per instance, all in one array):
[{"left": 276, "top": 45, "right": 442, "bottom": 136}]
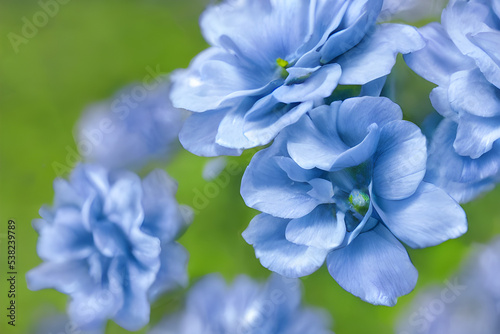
[{"left": 1, "top": 1, "right": 499, "bottom": 333}]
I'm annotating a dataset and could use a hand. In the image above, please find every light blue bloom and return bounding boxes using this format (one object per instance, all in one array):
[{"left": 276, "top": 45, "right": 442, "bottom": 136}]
[
  {"left": 241, "top": 97, "right": 467, "bottom": 306},
  {"left": 396, "top": 237, "right": 500, "bottom": 334},
  {"left": 27, "top": 164, "right": 192, "bottom": 332},
  {"left": 150, "top": 274, "right": 333, "bottom": 334},
  {"left": 404, "top": 0, "right": 500, "bottom": 200},
  {"left": 77, "top": 79, "right": 186, "bottom": 170},
  {"left": 172, "top": 0, "right": 425, "bottom": 156}
]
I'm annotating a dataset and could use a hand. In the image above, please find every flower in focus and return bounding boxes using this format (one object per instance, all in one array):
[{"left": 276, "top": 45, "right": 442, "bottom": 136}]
[
  {"left": 404, "top": 0, "right": 500, "bottom": 201},
  {"left": 77, "top": 79, "right": 186, "bottom": 170},
  {"left": 396, "top": 237, "right": 500, "bottom": 334},
  {"left": 27, "top": 164, "right": 192, "bottom": 332},
  {"left": 172, "top": 0, "right": 425, "bottom": 156},
  {"left": 241, "top": 97, "right": 467, "bottom": 305},
  {"left": 150, "top": 274, "right": 333, "bottom": 334}
]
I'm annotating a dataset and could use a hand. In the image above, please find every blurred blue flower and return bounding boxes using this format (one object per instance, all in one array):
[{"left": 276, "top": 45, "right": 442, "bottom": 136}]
[
  {"left": 77, "top": 79, "right": 186, "bottom": 170},
  {"left": 150, "top": 274, "right": 333, "bottom": 334},
  {"left": 396, "top": 237, "right": 500, "bottom": 334},
  {"left": 172, "top": 0, "right": 425, "bottom": 156},
  {"left": 27, "top": 164, "right": 192, "bottom": 332},
  {"left": 241, "top": 97, "right": 467, "bottom": 306},
  {"left": 405, "top": 0, "right": 500, "bottom": 200}
]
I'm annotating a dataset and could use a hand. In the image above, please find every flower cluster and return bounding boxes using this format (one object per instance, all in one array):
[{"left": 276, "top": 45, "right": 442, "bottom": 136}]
[
  {"left": 27, "top": 165, "right": 191, "bottom": 332},
  {"left": 405, "top": 0, "right": 500, "bottom": 203},
  {"left": 397, "top": 237, "right": 500, "bottom": 334},
  {"left": 172, "top": 0, "right": 424, "bottom": 156},
  {"left": 241, "top": 97, "right": 467, "bottom": 305},
  {"left": 150, "top": 274, "right": 333, "bottom": 334}
]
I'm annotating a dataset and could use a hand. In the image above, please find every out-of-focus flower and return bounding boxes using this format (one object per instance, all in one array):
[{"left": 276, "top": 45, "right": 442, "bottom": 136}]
[
  {"left": 77, "top": 79, "right": 186, "bottom": 170},
  {"left": 27, "top": 164, "right": 192, "bottom": 332},
  {"left": 396, "top": 237, "right": 500, "bottom": 334},
  {"left": 379, "top": 0, "right": 447, "bottom": 22},
  {"left": 404, "top": 0, "right": 500, "bottom": 202},
  {"left": 150, "top": 274, "right": 333, "bottom": 334},
  {"left": 172, "top": 0, "right": 425, "bottom": 156},
  {"left": 241, "top": 97, "right": 467, "bottom": 306}
]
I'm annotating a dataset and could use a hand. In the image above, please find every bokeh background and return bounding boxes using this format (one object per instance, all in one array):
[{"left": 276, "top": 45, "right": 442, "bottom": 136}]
[{"left": 1, "top": 0, "right": 500, "bottom": 333}]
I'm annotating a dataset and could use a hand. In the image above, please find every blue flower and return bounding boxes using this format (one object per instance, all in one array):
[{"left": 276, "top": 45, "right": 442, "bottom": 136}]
[
  {"left": 77, "top": 79, "right": 185, "bottom": 170},
  {"left": 172, "top": 0, "right": 425, "bottom": 156},
  {"left": 241, "top": 97, "right": 467, "bottom": 306},
  {"left": 396, "top": 237, "right": 500, "bottom": 334},
  {"left": 26, "top": 164, "right": 192, "bottom": 332},
  {"left": 404, "top": 0, "right": 500, "bottom": 199},
  {"left": 150, "top": 274, "right": 333, "bottom": 334}
]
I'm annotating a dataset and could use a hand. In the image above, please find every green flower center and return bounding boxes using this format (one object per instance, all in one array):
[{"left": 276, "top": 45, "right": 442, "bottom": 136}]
[
  {"left": 276, "top": 58, "right": 289, "bottom": 79},
  {"left": 348, "top": 189, "right": 370, "bottom": 216}
]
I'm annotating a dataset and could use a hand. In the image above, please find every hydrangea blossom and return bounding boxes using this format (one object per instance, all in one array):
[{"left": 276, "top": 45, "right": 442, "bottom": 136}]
[
  {"left": 150, "top": 274, "right": 333, "bottom": 334},
  {"left": 396, "top": 237, "right": 500, "bottom": 334},
  {"left": 27, "top": 164, "right": 192, "bottom": 332},
  {"left": 241, "top": 97, "right": 467, "bottom": 306},
  {"left": 404, "top": 0, "right": 500, "bottom": 202},
  {"left": 172, "top": 0, "right": 425, "bottom": 156},
  {"left": 77, "top": 79, "right": 185, "bottom": 170}
]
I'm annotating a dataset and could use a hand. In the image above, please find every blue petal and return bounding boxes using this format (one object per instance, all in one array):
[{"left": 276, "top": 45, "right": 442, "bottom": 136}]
[
  {"left": 241, "top": 146, "right": 321, "bottom": 219},
  {"left": 429, "top": 86, "right": 459, "bottom": 121},
  {"left": 179, "top": 109, "right": 242, "bottom": 157},
  {"left": 372, "top": 120, "right": 427, "bottom": 200},
  {"left": 327, "top": 224, "right": 418, "bottom": 306},
  {"left": 404, "top": 23, "right": 475, "bottom": 86},
  {"left": 27, "top": 260, "right": 93, "bottom": 294},
  {"left": 273, "top": 64, "right": 341, "bottom": 103},
  {"left": 103, "top": 171, "right": 144, "bottom": 232},
  {"left": 373, "top": 182, "right": 467, "bottom": 248},
  {"left": 170, "top": 49, "right": 272, "bottom": 112},
  {"left": 141, "top": 169, "right": 191, "bottom": 242},
  {"left": 242, "top": 98, "right": 314, "bottom": 147},
  {"left": 454, "top": 111, "right": 500, "bottom": 159},
  {"left": 360, "top": 76, "right": 387, "bottom": 97},
  {"left": 37, "top": 208, "right": 93, "bottom": 261},
  {"left": 337, "top": 24, "right": 425, "bottom": 85},
  {"left": 215, "top": 95, "right": 266, "bottom": 149},
  {"left": 448, "top": 69, "right": 500, "bottom": 118},
  {"left": 149, "top": 242, "right": 188, "bottom": 301},
  {"left": 285, "top": 204, "right": 346, "bottom": 250},
  {"left": 337, "top": 96, "right": 402, "bottom": 147},
  {"left": 243, "top": 214, "right": 328, "bottom": 278},
  {"left": 320, "top": 0, "right": 384, "bottom": 63}
]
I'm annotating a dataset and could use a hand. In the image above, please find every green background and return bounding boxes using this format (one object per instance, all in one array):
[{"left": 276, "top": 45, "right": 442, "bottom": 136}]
[{"left": 1, "top": 1, "right": 499, "bottom": 333}]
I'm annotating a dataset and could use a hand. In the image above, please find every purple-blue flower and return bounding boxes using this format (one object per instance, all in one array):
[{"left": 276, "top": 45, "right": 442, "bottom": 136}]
[
  {"left": 172, "top": 0, "right": 425, "bottom": 156},
  {"left": 241, "top": 97, "right": 467, "bottom": 306},
  {"left": 404, "top": 0, "right": 500, "bottom": 201},
  {"left": 396, "top": 237, "right": 500, "bottom": 334},
  {"left": 27, "top": 164, "right": 192, "bottom": 332},
  {"left": 77, "top": 79, "right": 186, "bottom": 170},
  {"left": 150, "top": 274, "right": 333, "bottom": 334}
]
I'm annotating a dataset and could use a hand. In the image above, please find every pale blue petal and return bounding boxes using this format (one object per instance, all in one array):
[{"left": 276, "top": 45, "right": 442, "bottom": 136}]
[
  {"left": 373, "top": 182, "right": 467, "bottom": 248},
  {"left": 179, "top": 109, "right": 242, "bottom": 157},
  {"left": 243, "top": 214, "right": 328, "bottom": 278},
  {"left": 285, "top": 204, "right": 346, "bottom": 250},
  {"left": 327, "top": 224, "right": 418, "bottom": 306},
  {"left": 372, "top": 120, "right": 427, "bottom": 200},
  {"left": 337, "top": 24, "right": 425, "bottom": 85}
]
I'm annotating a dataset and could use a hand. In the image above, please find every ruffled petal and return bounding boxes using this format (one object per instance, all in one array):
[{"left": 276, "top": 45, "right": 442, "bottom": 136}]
[
  {"left": 243, "top": 214, "right": 328, "bottom": 278},
  {"left": 373, "top": 182, "right": 467, "bottom": 248}
]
